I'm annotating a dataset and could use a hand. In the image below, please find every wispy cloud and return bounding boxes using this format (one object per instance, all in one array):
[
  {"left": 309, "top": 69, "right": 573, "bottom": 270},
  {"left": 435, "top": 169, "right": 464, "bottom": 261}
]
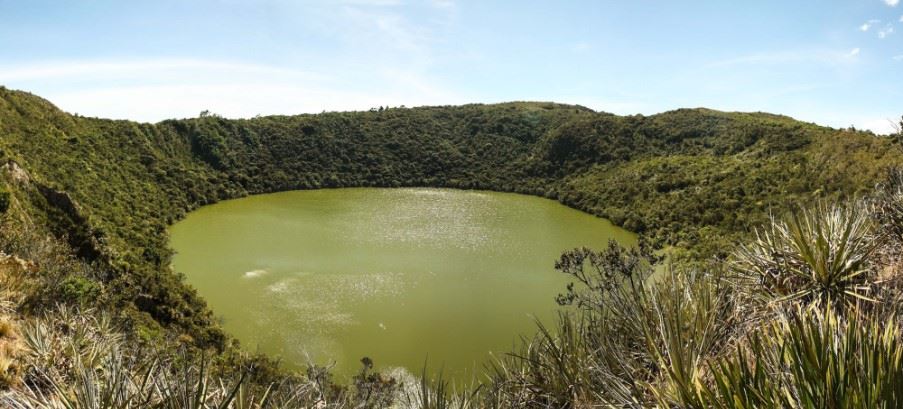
[
  {"left": 337, "top": 4, "right": 444, "bottom": 57},
  {"left": 0, "top": 59, "right": 322, "bottom": 83},
  {"left": 879, "top": 25, "right": 895, "bottom": 38},
  {"left": 709, "top": 48, "right": 861, "bottom": 68},
  {"left": 885, "top": 0, "right": 900, "bottom": 7},
  {"left": 0, "top": 58, "right": 465, "bottom": 121},
  {"left": 860, "top": 19, "right": 881, "bottom": 31}
]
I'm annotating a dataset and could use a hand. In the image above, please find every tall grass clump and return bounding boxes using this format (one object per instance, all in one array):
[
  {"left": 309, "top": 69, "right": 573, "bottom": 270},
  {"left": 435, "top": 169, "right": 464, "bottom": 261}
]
[
  {"left": 732, "top": 201, "right": 881, "bottom": 311},
  {"left": 701, "top": 307, "right": 903, "bottom": 409},
  {"left": 487, "top": 242, "right": 742, "bottom": 408},
  {"left": 0, "top": 304, "right": 408, "bottom": 408}
]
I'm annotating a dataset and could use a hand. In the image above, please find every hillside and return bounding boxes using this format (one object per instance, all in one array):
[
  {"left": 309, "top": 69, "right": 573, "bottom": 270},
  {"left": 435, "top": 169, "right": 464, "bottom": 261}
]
[
  {"left": 1, "top": 87, "right": 902, "bottom": 407},
  {"left": 0, "top": 87, "right": 899, "bottom": 346}
]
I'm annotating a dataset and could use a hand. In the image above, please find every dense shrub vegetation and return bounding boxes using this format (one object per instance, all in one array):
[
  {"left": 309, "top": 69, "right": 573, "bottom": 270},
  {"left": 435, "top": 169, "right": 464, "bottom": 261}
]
[{"left": 1, "top": 86, "right": 903, "bottom": 406}]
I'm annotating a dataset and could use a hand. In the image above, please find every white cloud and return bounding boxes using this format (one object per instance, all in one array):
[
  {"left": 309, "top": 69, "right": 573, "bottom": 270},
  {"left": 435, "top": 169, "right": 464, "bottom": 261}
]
[
  {"left": 0, "top": 1, "right": 468, "bottom": 122},
  {"left": 879, "top": 25, "right": 895, "bottom": 38},
  {"left": 847, "top": 47, "right": 861, "bottom": 57},
  {"left": 853, "top": 117, "right": 900, "bottom": 135},
  {"left": 886, "top": 0, "right": 900, "bottom": 7},
  {"left": 0, "top": 59, "right": 321, "bottom": 83},
  {"left": 861, "top": 19, "right": 881, "bottom": 31},
  {"left": 0, "top": 58, "right": 465, "bottom": 122}
]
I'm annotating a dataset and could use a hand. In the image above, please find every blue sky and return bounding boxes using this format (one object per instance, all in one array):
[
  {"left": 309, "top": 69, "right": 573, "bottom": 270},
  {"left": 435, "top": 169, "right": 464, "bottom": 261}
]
[{"left": 0, "top": 1, "right": 901, "bottom": 133}]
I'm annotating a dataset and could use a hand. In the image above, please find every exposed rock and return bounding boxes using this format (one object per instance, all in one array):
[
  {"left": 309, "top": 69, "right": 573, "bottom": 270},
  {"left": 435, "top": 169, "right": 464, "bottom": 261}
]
[{"left": 0, "top": 160, "right": 30, "bottom": 185}]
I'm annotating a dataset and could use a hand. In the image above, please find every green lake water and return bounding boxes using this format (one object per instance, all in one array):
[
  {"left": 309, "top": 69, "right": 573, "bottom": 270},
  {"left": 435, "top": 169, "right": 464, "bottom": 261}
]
[{"left": 169, "top": 188, "right": 635, "bottom": 382}]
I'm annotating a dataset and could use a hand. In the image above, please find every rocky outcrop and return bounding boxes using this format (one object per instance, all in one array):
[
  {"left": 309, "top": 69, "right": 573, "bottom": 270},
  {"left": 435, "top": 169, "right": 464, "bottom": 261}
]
[
  {"left": 0, "top": 161, "right": 30, "bottom": 185},
  {"left": 1, "top": 160, "right": 106, "bottom": 262}
]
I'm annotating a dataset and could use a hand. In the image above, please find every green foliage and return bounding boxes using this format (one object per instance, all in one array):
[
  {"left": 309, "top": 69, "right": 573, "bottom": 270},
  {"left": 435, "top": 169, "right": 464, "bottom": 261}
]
[
  {"left": 57, "top": 275, "right": 102, "bottom": 306},
  {"left": 1, "top": 87, "right": 903, "bottom": 407},
  {"left": 489, "top": 243, "right": 738, "bottom": 408},
  {"left": 487, "top": 187, "right": 903, "bottom": 408},
  {"left": 704, "top": 309, "right": 903, "bottom": 409},
  {"left": 733, "top": 202, "right": 880, "bottom": 309}
]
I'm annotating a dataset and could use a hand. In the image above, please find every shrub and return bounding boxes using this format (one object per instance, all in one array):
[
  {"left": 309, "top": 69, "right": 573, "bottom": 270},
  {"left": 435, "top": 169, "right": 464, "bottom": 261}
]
[
  {"left": 732, "top": 202, "right": 880, "bottom": 310},
  {"left": 57, "top": 276, "right": 102, "bottom": 306},
  {"left": 488, "top": 241, "right": 740, "bottom": 408},
  {"left": 703, "top": 308, "right": 903, "bottom": 409}
]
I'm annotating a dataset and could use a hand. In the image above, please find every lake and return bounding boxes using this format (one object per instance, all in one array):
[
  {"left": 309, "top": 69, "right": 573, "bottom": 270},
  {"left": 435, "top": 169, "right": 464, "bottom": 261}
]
[{"left": 169, "top": 188, "right": 635, "bottom": 382}]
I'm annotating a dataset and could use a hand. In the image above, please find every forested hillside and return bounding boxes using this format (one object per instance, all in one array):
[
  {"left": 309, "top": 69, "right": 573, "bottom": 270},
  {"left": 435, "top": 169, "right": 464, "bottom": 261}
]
[
  {"left": 1, "top": 86, "right": 902, "bottom": 407},
  {"left": 0, "top": 87, "right": 899, "bottom": 345}
]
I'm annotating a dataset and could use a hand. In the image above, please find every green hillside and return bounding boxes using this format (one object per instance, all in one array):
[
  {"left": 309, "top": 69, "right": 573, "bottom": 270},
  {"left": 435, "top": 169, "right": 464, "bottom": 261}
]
[{"left": 1, "top": 86, "right": 902, "bottom": 407}]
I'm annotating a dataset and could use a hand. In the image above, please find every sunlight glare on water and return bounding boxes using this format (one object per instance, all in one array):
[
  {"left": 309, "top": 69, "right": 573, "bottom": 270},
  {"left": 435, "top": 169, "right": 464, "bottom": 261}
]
[{"left": 169, "top": 188, "right": 635, "bottom": 382}]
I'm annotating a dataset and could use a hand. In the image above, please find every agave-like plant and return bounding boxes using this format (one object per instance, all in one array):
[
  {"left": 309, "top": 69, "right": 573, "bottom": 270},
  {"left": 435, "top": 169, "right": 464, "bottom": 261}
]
[
  {"left": 732, "top": 202, "right": 881, "bottom": 310},
  {"left": 488, "top": 242, "right": 741, "bottom": 409},
  {"left": 701, "top": 307, "right": 903, "bottom": 409},
  {"left": 400, "top": 366, "right": 480, "bottom": 409},
  {"left": 644, "top": 270, "right": 739, "bottom": 409}
]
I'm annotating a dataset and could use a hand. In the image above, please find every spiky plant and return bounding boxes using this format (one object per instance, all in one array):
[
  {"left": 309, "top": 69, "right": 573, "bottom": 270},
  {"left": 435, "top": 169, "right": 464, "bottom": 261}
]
[
  {"left": 487, "top": 242, "right": 741, "bottom": 408},
  {"left": 400, "top": 366, "right": 479, "bottom": 409},
  {"left": 732, "top": 202, "right": 881, "bottom": 310},
  {"left": 700, "top": 307, "right": 903, "bottom": 409},
  {"left": 487, "top": 242, "right": 658, "bottom": 407},
  {"left": 152, "top": 352, "right": 245, "bottom": 409},
  {"left": 644, "top": 271, "right": 739, "bottom": 409}
]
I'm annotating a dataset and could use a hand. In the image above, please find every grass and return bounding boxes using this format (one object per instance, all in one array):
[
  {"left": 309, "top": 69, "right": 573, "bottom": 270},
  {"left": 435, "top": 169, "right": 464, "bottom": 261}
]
[{"left": 704, "top": 307, "right": 903, "bottom": 408}]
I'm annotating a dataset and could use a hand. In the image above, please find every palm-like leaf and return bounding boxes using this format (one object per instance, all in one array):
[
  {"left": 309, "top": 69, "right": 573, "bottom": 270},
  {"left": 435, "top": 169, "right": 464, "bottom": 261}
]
[{"left": 733, "top": 202, "right": 880, "bottom": 309}]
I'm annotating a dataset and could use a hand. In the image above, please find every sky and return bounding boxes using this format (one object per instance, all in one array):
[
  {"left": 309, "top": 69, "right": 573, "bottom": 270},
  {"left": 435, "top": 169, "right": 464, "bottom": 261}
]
[{"left": 0, "top": 1, "right": 901, "bottom": 133}]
